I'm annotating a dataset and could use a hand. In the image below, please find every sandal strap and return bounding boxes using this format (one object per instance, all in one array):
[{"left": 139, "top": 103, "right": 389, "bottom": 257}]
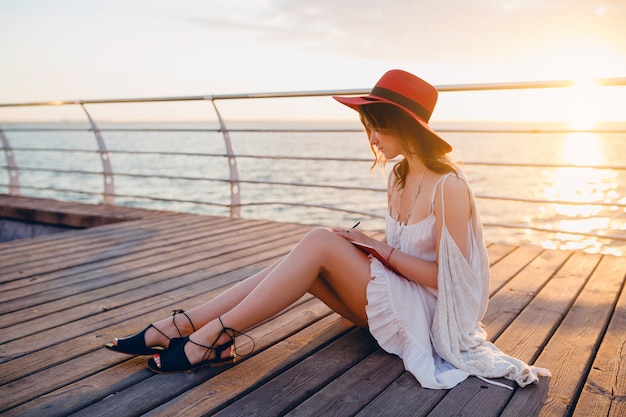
[
  {"left": 149, "top": 323, "right": 171, "bottom": 342},
  {"left": 218, "top": 317, "right": 255, "bottom": 358},
  {"left": 172, "top": 309, "right": 196, "bottom": 338},
  {"left": 184, "top": 317, "right": 255, "bottom": 363},
  {"left": 186, "top": 336, "right": 227, "bottom": 363}
]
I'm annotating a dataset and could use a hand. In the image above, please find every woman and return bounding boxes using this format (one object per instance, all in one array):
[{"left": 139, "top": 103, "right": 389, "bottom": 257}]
[{"left": 105, "top": 69, "right": 550, "bottom": 389}]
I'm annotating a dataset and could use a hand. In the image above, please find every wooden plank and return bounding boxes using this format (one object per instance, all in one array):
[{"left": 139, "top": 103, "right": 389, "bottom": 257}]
[
  {"left": 0, "top": 203, "right": 128, "bottom": 227},
  {"left": 494, "top": 251, "right": 601, "bottom": 361},
  {"left": 0, "top": 221, "right": 300, "bottom": 315},
  {"left": 427, "top": 376, "right": 513, "bottom": 417},
  {"left": 0, "top": 224, "right": 300, "bottom": 334},
  {"left": 0, "top": 211, "right": 205, "bottom": 263},
  {"left": 0, "top": 194, "right": 165, "bottom": 222},
  {"left": 0, "top": 217, "right": 278, "bottom": 301},
  {"left": 489, "top": 245, "right": 543, "bottom": 295},
  {"left": 490, "top": 251, "right": 603, "bottom": 417},
  {"left": 486, "top": 243, "right": 518, "bottom": 265},
  {"left": 1, "top": 297, "right": 334, "bottom": 417},
  {"left": 214, "top": 330, "right": 385, "bottom": 417},
  {"left": 501, "top": 255, "right": 626, "bottom": 417},
  {"left": 0, "top": 216, "right": 289, "bottom": 312},
  {"left": 0, "top": 265, "right": 257, "bottom": 391},
  {"left": 0, "top": 215, "right": 235, "bottom": 281},
  {"left": 283, "top": 349, "right": 404, "bottom": 417},
  {"left": 0, "top": 212, "right": 179, "bottom": 260},
  {"left": 482, "top": 249, "right": 572, "bottom": 339},
  {"left": 572, "top": 256, "right": 626, "bottom": 417},
  {"left": 354, "top": 372, "right": 447, "bottom": 417}
]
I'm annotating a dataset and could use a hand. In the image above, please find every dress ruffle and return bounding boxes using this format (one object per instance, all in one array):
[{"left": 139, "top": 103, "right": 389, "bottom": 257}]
[{"left": 366, "top": 257, "right": 469, "bottom": 389}]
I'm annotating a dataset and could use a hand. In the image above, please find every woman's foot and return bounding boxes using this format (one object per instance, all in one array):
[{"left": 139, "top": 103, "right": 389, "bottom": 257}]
[
  {"left": 105, "top": 309, "right": 196, "bottom": 356},
  {"left": 148, "top": 317, "right": 253, "bottom": 373}
]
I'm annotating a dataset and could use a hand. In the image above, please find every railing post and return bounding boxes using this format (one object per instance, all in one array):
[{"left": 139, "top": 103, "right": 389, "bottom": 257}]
[
  {"left": 0, "top": 126, "right": 20, "bottom": 195},
  {"left": 80, "top": 103, "right": 115, "bottom": 205},
  {"left": 207, "top": 97, "right": 241, "bottom": 218}
]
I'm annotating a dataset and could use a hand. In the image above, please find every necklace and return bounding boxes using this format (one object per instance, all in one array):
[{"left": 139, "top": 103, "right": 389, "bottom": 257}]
[{"left": 395, "top": 168, "right": 427, "bottom": 225}]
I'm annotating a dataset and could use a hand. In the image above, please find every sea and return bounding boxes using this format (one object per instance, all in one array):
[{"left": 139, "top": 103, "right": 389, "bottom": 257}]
[{"left": 1, "top": 120, "right": 625, "bottom": 256}]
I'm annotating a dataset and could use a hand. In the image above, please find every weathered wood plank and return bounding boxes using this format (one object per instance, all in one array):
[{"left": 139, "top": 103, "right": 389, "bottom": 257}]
[
  {"left": 427, "top": 376, "right": 513, "bottom": 417},
  {"left": 0, "top": 217, "right": 224, "bottom": 293},
  {"left": 0, "top": 221, "right": 303, "bottom": 315},
  {"left": 1, "top": 297, "right": 333, "bottom": 417},
  {"left": 504, "top": 255, "right": 626, "bottom": 417},
  {"left": 0, "top": 231, "right": 303, "bottom": 340},
  {"left": 283, "top": 349, "right": 405, "bottom": 417},
  {"left": 354, "top": 372, "right": 448, "bottom": 417},
  {"left": 490, "top": 251, "right": 603, "bottom": 417},
  {"left": 482, "top": 249, "right": 572, "bottom": 340},
  {"left": 214, "top": 330, "right": 385, "bottom": 417},
  {"left": 0, "top": 215, "right": 238, "bottom": 281},
  {"left": 488, "top": 245, "right": 543, "bottom": 295},
  {"left": 486, "top": 243, "right": 520, "bottom": 266},
  {"left": 0, "top": 212, "right": 210, "bottom": 266},
  {"left": 0, "top": 194, "right": 164, "bottom": 223},
  {"left": 494, "top": 251, "right": 601, "bottom": 361},
  {"left": 572, "top": 255, "right": 626, "bottom": 417}
]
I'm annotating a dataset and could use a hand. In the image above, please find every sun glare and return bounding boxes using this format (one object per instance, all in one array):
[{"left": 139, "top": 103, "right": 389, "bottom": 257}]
[
  {"left": 545, "top": 132, "right": 607, "bottom": 217},
  {"left": 563, "top": 80, "right": 600, "bottom": 130},
  {"left": 540, "top": 132, "right": 618, "bottom": 252}
]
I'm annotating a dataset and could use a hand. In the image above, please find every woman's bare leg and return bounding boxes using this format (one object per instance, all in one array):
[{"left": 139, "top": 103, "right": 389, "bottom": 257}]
[
  {"left": 111, "top": 260, "right": 281, "bottom": 348},
  {"left": 155, "top": 227, "right": 373, "bottom": 367}
]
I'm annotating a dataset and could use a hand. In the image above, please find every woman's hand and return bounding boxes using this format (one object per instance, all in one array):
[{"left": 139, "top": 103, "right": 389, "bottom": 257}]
[{"left": 331, "top": 226, "right": 379, "bottom": 248}]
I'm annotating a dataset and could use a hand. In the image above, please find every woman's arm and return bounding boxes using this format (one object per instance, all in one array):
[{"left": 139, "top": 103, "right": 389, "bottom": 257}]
[{"left": 434, "top": 175, "right": 471, "bottom": 261}]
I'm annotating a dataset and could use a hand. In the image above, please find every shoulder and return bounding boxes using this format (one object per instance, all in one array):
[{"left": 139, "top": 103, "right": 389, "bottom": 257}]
[
  {"left": 435, "top": 173, "right": 471, "bottom": 218},
  {"left": 441, "top": 174, "right": 469, "bottom": 199}
]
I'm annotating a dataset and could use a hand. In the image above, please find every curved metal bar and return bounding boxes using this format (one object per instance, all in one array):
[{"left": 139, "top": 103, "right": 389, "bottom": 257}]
[
  {"left": 0, "top": 127, "right": 20, "bottom": 195},
  {"left": 207, "top": 96, "right": 241, "bottom": 218},
  {"left": 80, "top": 104, "right": 115, "bottom": 205}
]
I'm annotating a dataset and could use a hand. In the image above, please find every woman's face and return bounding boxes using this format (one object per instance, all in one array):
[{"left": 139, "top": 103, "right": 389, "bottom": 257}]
[{"left": 365, "top": 124, "right": 404, "bottom": 160}]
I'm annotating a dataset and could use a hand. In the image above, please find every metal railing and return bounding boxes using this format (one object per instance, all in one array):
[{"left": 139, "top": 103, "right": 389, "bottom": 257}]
[{"left": 1, "top": 78, "right": 625, "bottom": 253}]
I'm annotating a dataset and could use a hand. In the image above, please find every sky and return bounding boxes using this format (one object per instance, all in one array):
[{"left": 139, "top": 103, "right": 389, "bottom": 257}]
[{"left": 1, "top": 0, "right": 625, "bottom": 122}]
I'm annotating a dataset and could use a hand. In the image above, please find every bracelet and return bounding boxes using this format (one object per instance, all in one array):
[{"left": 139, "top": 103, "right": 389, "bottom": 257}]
[{"left": 386, "top": 247, "right": 395, "bottom": 263}]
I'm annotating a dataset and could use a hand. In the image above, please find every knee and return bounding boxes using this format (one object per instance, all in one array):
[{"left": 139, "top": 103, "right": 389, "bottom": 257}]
[
  {"left": 303, "top": 226, "right": 332, "bottom": 242},
  {"left": 301, "top": 227, "right": 337, "bottom": 251}
]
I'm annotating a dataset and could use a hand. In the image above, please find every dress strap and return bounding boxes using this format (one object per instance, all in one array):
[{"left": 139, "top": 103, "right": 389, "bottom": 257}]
[{"left": 429, "top": 173, "right": 455, "bottom": 221}]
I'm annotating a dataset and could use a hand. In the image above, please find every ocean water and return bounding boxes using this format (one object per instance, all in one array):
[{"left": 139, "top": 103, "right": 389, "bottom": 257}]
[{"left": 1, "top": 121, "right": 625, "bottom": 255}]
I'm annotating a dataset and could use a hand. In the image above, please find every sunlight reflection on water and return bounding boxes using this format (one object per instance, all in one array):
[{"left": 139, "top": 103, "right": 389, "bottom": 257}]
[{"left": 538, "top": 132, "right": 623, "bottom": 255}]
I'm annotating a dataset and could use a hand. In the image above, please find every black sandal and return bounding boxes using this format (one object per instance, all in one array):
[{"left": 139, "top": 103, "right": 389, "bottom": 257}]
[
  {"left": 104, "top": 309, "right": 196, "bottom": 356},
  {"left": 147, "top": 317, "right": 254, "bottom": 373}
]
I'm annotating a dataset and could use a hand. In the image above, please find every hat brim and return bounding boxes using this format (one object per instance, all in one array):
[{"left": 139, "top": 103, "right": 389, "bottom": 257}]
[{"left": 333, "top": 95, "right": 452, "bottom": 153}]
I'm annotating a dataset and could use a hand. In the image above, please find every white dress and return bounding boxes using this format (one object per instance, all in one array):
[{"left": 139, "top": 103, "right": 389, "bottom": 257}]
[
  {"left": 365, "top": 173, "right": 470, "bottom": 389},
  {"left": 365, "top": 173, "right": 551, "bottom": 389}
]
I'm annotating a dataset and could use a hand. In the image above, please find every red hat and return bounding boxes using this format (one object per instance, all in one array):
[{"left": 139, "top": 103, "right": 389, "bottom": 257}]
[{"left": 333, "top": 69, "right": 452, "bottom": 153}]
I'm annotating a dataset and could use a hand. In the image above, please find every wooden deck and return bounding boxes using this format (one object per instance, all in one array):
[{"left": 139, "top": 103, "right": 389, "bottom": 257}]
[{"left": 0, "top": 194, "right": 624, "bottom": 417}]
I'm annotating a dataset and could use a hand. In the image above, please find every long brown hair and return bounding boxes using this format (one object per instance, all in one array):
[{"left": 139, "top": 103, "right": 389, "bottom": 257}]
[{"left": 359, "top": 103, "right": 457, "bottom": 189}]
